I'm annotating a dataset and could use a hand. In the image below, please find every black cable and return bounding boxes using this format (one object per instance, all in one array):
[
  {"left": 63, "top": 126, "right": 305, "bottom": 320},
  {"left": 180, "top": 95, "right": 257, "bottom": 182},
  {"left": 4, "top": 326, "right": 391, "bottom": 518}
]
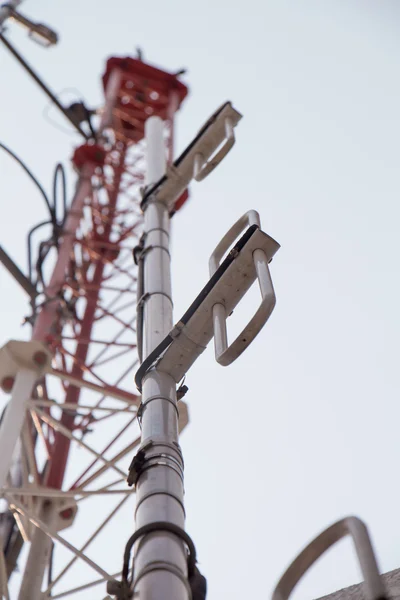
[
  {"left": 0, "top": 142, "right": 54, "bottom": 220},
  {"left": 0, "top": 142, "right": 64, "bottom": 296},
  {"left": 190, "top": 566, "right": 207, "bottom": 600},
  {"left": 135, "top": 335, "right": 172, "bottom": 392},
  {"left": 136, "top": 269, "right": 145, "bottom": 363},
  {"left": 83, "top": 103, "right": 97, "bottom": 141},
  {"left": 25, "top": 164, "right": 67, "bottom": 287},
  {"left": 133, "top": 234, "right": 146, "bottom": 363},
  {"left": 52, "top": 163, "right": 67, "bottom": 224},
  {"left": 36, "top": 237, "right": 54, "bottom": 291},
  {"left": 134, "top": 224, "right": 259, "bottom": 391},
  {"left": 122, "top": 521, "right": 197, "bottom": 583},
  {"left": 27, "top": 220, "right": 52, "bottom": 283},
  {"left": 47, "top": 541, "right": 54, "bottom": 587},
  {"left": 0, "top": 33, "right": 89, "bottom": 140}
]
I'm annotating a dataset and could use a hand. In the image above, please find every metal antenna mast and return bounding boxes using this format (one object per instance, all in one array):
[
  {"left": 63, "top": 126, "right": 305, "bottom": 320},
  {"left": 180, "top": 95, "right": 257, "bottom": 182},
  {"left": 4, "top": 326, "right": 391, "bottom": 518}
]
[{"left": 113, "top": 101, "right": 282, "bottom": 597}]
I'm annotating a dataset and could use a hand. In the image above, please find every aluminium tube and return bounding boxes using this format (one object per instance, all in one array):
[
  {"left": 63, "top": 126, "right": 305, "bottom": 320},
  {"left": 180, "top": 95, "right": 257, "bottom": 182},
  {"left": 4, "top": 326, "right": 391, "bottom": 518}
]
[{"left": 130, "top": 116, "right": 189, "bottom": 600}]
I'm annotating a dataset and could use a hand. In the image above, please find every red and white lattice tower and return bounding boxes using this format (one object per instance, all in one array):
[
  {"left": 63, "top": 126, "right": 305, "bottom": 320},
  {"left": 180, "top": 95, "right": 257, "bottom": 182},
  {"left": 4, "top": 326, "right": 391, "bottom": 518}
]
[{"left": 0, "top": 55, "right": 189, "bottom": 599}]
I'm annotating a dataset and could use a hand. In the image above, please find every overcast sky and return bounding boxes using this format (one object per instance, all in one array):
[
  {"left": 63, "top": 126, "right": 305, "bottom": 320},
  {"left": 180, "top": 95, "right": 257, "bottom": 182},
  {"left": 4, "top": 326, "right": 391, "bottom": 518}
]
[{"left": 1, "top": 1, "right": 400, "bottom": 599}]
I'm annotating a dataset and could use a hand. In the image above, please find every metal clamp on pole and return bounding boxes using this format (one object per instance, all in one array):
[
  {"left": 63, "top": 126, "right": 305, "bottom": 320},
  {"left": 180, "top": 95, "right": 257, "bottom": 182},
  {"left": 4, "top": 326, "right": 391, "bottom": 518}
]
[
  {"left": 272, "top": 516, "right": 387, "bottom": 600},
  {"left": 141, "top": 102, "right": 242, "bottom": 211},
  {"left": 0, "top": 340, "right": 52, "bottom": 491},
  {"left": 209, "top": 210, "right": 277, "bottom": 366}
]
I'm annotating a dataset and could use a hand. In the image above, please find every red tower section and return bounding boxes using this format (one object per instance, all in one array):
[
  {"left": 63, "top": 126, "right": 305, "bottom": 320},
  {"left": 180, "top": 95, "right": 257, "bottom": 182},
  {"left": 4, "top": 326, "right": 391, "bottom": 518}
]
[{"left": 102, "top": 57, "right": 188, "bottom": 144}]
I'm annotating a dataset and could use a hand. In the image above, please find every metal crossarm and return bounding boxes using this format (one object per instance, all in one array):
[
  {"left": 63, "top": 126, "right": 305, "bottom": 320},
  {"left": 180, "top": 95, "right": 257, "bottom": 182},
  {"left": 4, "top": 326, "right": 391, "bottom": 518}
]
[
  {"left": 141, "top": 102, "right": 242, "bottom": 211},
  {"left": 135, "top": 210, "right": 280, "bottom": 389}
]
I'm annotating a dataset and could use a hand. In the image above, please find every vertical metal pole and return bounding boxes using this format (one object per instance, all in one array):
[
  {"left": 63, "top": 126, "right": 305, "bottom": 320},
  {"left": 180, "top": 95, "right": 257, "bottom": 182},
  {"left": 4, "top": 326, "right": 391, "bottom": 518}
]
[
  {"left": 17, "top": 502, "right": 55, "bottom": 600},
  {"left": 0, "top": 368, "right": 37, "bottom": 489},
  {"left": 131, "top": 116, "right": 189, "bottom": 599},
  {"left": 0, "top": 374, "right": 34, "bottom": 595}
]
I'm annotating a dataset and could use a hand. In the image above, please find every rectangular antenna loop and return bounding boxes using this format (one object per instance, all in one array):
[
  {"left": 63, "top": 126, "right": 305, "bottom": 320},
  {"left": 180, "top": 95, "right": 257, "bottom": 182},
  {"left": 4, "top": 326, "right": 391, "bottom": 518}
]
[{"left": 194, "top": 117, "right": 235, "bottom": 182}]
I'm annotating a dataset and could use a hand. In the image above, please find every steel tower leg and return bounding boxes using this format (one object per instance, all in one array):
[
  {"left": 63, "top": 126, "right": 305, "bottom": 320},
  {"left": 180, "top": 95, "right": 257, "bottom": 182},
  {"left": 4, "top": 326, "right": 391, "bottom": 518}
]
[
  {"left": 0, "top": 369, "right": 37, "bottom": 489},
  {"left": 131, "top": 116, "right": 189, "bottom": 599},
  {"left": 17, "top": 502, "right": 55, "bottom": 600}
]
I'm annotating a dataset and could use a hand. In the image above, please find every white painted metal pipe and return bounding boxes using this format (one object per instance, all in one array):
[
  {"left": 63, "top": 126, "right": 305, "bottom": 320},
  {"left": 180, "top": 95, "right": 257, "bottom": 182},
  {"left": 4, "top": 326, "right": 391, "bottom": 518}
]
[
  {"left": 17, "top": 502, "right": 55, "bottom": 600},
  {"left": 253, "top": 248, "right": 275, "bottom": 301},
  {"left": 131, "top": 117, "right": 189, "bottom": 599},
  {"left": 212, "top": 302, "right": 228, "bottom": 360},
  {"left": 0, "top": 368, "right": 37, "bottom": 489},
  {"left": 145, "top": 117, "right": 166, "bottom": 187}
]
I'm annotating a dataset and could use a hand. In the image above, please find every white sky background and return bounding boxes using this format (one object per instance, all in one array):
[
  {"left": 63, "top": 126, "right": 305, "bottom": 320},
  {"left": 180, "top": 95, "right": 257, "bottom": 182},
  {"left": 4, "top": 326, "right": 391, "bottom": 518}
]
[{"left": 1, "top": 0, "right": 400, "bottom": 599}]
